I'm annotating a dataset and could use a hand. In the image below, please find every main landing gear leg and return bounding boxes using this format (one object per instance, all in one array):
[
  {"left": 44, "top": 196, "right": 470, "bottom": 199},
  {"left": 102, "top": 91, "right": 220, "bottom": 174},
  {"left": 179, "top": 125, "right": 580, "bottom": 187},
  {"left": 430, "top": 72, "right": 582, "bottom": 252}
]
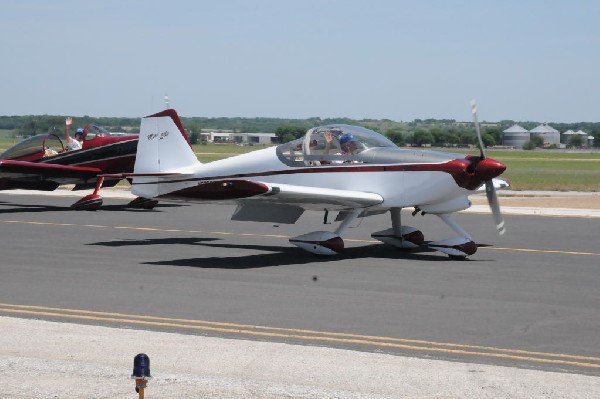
[
  {"left": 371, "top": 207, "right": 424, "bottom": 249},
  {"left": 429, "top": 213, "right": 477, "bottom": 260},
  {"left": 334, "top": 208, "right": 362, "bottom": 236}
]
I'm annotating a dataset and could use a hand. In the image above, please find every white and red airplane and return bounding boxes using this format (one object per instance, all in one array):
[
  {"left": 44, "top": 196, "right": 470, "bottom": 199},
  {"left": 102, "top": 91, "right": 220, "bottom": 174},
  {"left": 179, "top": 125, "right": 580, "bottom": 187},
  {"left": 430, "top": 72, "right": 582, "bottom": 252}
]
[{"left": 100, "top": 103, "right": 508, "bottom": 259}]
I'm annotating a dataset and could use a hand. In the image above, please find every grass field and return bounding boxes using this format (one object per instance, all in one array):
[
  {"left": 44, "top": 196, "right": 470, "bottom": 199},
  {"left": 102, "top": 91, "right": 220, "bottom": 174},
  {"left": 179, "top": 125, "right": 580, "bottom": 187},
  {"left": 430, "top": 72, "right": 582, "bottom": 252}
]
[
  {"left": 2, "top": 137, "right": 598, "bottom": 191},
  {"left": 448, "top": 149, "right": 600, "bottom": 192}
]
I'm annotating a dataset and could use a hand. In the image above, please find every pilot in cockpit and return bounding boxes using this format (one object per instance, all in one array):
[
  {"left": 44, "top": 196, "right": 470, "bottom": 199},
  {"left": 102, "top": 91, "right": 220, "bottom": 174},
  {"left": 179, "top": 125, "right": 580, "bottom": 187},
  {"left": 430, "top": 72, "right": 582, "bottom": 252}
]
[
  {"left": 64, "top": 117, "right": 84, "bottom": 151},
  {"left": 338, "top": 133, "right": 361, "bottom": 156},
  {"left": 323, "top": 131, "right": 362, "bottom": 161}
]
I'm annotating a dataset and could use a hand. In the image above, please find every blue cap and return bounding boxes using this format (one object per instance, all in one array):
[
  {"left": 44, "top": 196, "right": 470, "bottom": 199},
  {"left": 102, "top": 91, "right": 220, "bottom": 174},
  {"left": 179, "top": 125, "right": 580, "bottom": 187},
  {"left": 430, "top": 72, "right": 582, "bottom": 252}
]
[
  {"left": 339, "top": 133, "right": 356, "bottom": 145},
  {"left": 76, "top": 128, "right": 84, "bottom": 134}
]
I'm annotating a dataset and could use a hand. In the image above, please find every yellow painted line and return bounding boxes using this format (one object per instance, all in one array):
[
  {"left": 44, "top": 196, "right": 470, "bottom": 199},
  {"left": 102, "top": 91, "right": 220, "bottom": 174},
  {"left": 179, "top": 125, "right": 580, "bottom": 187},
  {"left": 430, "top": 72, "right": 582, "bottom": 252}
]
[
  {"left": 1, "top": 303, "right": 599, "bottom": 369},
  {"left": 464, "top": 209, "right": 600, "bottom": 219},
  {"left": 499, "top": 157, "right": 600, "bottom": 161},
  {"left": 0, "top": 220, "right": 290, "bottom": 239},
  {"left": 1, "top": 219, "right": 600, "bottom": 257},
  {"left": 484, "top": 247, "right": 600, "bottom": 256}
]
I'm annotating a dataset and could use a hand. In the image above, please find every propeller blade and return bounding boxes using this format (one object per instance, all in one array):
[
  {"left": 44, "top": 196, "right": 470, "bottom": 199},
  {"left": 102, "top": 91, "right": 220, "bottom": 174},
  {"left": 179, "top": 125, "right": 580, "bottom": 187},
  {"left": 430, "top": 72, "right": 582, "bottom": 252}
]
[
  {"left": 470, "top": 99, "right": 486, "bottom": 160},
  {"left": 471, "top": 100, "right": 506, "bottom": 235},
  {"left": 485, "top": 180, "right": 506, "bottom": 235}
]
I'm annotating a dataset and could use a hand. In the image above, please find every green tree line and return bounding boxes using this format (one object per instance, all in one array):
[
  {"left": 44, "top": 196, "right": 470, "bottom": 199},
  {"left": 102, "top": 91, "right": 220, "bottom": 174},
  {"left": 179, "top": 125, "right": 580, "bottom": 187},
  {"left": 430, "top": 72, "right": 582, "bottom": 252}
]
[{"left": 2, "top": 114, "right": 599, "bottom": 148}]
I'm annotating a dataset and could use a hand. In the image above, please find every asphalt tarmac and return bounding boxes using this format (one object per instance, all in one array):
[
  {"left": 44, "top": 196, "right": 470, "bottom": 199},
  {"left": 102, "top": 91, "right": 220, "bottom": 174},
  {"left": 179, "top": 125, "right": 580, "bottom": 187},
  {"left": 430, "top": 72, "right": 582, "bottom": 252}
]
[{"left": 0, "top": 190, "right": 599, "bottom": 397}]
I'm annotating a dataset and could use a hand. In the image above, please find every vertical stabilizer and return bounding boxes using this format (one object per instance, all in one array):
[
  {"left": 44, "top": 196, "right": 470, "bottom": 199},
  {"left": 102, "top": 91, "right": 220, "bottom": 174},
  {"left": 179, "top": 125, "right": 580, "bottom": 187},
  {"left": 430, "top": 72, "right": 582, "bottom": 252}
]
[
  {"left": 132, "top": 109, "right": 200, "bottom": 199},
  {"left": 135, "top": 109, "right": 200, "bottom": 174}
]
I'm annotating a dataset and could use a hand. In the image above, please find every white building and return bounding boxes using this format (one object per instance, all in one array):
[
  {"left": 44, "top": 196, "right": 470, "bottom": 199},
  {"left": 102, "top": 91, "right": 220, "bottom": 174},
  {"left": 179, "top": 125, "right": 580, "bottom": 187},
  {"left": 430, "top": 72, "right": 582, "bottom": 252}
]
[
  {"left": 200, "top": 130, "right": 277, "bottom": 144},
  {"left": 233, "top": 132, "right": 278, "bottom": 145}
]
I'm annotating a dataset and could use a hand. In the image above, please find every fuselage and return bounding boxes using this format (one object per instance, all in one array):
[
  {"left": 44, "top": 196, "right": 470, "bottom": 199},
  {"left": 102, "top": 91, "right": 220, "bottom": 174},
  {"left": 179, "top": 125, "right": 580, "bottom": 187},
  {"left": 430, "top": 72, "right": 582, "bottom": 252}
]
[
  {"left": 0, "top": 132, "right": 138, "bottom": 190},
  {"left": 2, "top": 132, "right": 137, "bottom": 168},
  {"left": 136, "top": 145, "right": 503, "bottom": 212},
  {"left": 130, "top": 119, "right": 506, "bottom": 214}
]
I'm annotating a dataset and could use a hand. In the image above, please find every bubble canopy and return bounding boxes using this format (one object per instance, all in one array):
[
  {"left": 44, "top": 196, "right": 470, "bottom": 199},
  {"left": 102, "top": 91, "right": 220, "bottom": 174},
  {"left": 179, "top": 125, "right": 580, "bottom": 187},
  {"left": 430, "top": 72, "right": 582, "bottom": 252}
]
[{"left": 277, "top": 124, "right": 398, "bottom": 166}]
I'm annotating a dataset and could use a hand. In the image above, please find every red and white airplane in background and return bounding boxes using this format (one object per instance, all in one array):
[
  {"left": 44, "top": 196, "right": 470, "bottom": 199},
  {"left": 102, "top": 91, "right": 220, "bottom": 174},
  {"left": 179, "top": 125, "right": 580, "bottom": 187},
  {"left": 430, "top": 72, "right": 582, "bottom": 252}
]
[
  {"left": 104, "top": 103, "right": 508, "bottom": 259},
  {"left": 0, "top": 124, "right": 156, "bottom": 209}
]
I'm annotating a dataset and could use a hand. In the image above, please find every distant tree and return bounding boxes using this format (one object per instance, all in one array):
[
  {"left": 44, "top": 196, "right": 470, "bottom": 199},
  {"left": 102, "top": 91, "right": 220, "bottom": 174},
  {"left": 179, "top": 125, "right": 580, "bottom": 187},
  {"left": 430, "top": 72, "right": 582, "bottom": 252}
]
[
  {"left": 384, "top": 129, "right": 405, "bottom": 146},
  {"left": 458, "top": 131, "right": 476, "bottom": 146},
  {"left": 481, "top": 133, "right": 496, "bottom": 147},
  {"left": 484, "top": 127, "right": 502, "bottom": 144},
  {"left": 522, "top": 137, "right": 546, "bottom": 150},
  {"left": 522, "top": 141, "right": 535, "bottom": 150},
  {"left": 530, "top": 135, "right": 544, "bottom": 147},
  {"left": 567, "top": 134, "right": 583, "bottom": 148},
  {"left": 17, "top": 116, "right": 62, "bottom": 137},
  {"left": 185, "top": 122, "right": 201, "bottom": 144},
  {"left": 431, "top": 128, "right": 456, "bottom": 146},
  {"left": 189, "top": 131, "right": 200, "bottom": 145},
  {"left": 413, "top": 129, "right": 433, "bottom": 146},
  {"left": 275, "top": 126, "right": 306, "bottom": 143}
]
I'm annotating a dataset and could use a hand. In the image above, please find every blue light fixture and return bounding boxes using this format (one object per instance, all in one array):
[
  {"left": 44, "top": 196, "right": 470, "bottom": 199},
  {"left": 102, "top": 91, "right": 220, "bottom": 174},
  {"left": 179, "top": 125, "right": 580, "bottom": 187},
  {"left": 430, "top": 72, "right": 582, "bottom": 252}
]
[{"left": 131, "top": 353, "right": 152, "bottom": 379}]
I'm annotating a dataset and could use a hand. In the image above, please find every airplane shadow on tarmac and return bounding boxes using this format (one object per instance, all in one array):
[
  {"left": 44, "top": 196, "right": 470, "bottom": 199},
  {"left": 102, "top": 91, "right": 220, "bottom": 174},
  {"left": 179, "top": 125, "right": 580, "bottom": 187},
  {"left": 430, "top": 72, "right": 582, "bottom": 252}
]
[
  {"left": 0, "top": 200, "right": 182, "bottom": 214},
  {"left": 145, "top": 245, "right": 469, "bottom": 269},
  {"left": 88, "top": 236, "right": 481, "bottom": 269},
  {"left": 0, "top": 202, "right": 66, "bottom": 213}
]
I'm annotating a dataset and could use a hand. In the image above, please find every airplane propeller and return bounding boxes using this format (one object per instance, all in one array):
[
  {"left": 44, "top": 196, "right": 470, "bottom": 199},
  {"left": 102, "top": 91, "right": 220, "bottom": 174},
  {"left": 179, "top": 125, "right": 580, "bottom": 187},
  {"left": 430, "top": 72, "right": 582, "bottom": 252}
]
[{"left": 470, "top": 100, "right": 506, "bottom": 235}]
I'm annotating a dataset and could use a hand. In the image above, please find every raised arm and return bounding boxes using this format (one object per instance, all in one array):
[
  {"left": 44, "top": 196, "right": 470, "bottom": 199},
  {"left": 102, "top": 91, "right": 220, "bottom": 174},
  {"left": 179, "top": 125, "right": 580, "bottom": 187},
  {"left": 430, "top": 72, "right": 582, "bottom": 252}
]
[
  {"left": 323, "top": 131, "right": 333, "bottom": 155},
  {"left": 65, "top": 117, "right": 73, "bottom": 144}
]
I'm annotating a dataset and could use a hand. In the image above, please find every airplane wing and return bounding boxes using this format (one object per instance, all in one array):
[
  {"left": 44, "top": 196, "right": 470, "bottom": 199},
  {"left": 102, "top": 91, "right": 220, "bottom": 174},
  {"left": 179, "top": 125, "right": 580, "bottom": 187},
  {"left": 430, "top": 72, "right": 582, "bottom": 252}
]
[
  {"left": 250, "top": 182, "right": 384, "bottom": 209},
  {"left": 0, "top": 160, "right": 101, "bottom": 185},
  {"left": 233, "top": 181, "right": 384, "bottom": 223},
  {"left": 156, "top": 179, "right": 384, "bottom": 224}
]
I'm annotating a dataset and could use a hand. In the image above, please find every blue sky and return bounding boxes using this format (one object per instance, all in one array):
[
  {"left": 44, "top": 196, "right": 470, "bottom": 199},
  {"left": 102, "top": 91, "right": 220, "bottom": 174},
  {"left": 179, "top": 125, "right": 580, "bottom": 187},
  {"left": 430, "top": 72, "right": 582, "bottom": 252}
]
[{"left": 1, "top": 0, "right": 598, "bottom": 122}]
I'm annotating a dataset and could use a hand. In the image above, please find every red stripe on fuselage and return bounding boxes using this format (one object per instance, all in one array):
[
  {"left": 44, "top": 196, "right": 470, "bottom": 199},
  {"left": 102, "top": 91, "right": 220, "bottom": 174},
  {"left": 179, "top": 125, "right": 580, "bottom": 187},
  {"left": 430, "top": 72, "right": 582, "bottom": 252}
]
[{"left": 132, "top": 159, "right": 485, "bottom": 190}]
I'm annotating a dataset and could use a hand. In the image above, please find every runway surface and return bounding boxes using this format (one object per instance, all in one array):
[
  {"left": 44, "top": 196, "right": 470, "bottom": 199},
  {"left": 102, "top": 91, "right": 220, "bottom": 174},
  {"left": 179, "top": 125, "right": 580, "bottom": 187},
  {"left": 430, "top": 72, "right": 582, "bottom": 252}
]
[{"left": 1, "top": 190, "right": 599, "bottom": 397}]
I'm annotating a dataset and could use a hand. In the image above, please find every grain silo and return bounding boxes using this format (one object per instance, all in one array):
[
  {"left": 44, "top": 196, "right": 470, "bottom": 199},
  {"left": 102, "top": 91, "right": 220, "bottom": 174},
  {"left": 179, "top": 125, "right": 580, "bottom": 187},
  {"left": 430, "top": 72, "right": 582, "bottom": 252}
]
[
  {"left": 530, "top": 123, "right": 560, "bottom": 146},
  {"left": 502, "top": 124, "right": 530, "bottom": 148}
]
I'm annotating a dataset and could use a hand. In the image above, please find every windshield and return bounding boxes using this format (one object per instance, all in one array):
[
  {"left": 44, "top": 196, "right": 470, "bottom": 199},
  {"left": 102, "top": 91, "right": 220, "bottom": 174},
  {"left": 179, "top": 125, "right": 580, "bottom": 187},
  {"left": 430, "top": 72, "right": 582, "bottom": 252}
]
[
  {"left": 0, "top": 134, "right": 64, "bottom": 160},
  {"left": 83, "top": 124, "right": 110, "bottom": 140},
  {"left": 276, "top": 124, "right": 397, "bottom": 166}
]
